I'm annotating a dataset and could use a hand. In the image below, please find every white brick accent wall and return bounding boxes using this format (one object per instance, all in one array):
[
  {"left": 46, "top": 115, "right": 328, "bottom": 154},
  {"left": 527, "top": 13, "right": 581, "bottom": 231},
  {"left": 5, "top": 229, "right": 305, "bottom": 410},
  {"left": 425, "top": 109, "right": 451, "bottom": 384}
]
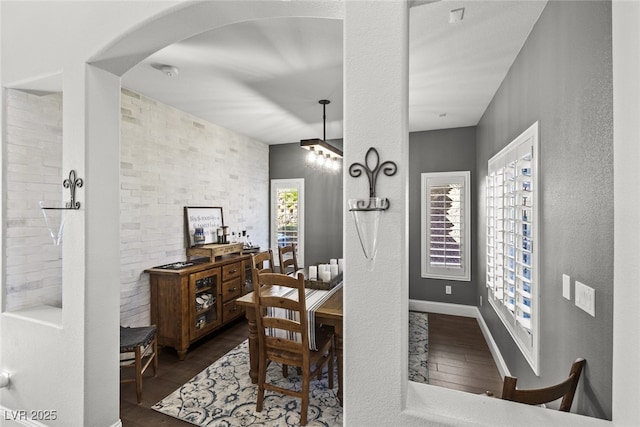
[
  {"left": 5, "top": 89, "right": 64, "bottom": 312},
  {"left": 4, "top": 88, "right": 268, "bottom": 324},
  {"left": 120, "top": 89, "right": 269, "bottom": 326}
]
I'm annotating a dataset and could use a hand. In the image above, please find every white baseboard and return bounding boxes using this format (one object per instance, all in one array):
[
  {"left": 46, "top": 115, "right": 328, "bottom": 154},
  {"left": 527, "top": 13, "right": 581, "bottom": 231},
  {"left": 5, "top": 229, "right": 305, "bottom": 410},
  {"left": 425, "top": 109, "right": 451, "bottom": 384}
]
[
  {"left": 410, "top": 299, "right": 477, "bottom": 318},
  {"left": 474, "top": 310, "right": 511, "bottom": 378},
  {"left": 409, "top": 299, "right": 510, "bottom": 378}
]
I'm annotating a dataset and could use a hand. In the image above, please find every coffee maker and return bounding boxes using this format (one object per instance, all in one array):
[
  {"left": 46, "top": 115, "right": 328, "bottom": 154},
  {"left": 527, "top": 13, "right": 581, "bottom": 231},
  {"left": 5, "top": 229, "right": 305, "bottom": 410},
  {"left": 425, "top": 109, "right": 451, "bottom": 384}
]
[{"left": 217, "top": 226, "right": 230, "bottom": 244}]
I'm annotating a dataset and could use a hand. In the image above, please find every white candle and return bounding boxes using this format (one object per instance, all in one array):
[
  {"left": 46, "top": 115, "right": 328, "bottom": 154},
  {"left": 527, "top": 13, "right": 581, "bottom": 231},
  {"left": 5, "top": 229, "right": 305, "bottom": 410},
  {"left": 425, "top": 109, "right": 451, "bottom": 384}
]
[
  {"left": 330, "top": 264, "right": 339, "bottom": 279},
  {"left": 320, "top": 269, "right": 331, "bottom": 282},
  {"left": 338, "top": 258, "right": 344, "bottom": 274},
  {"left": 309, "top": 265, "right": 318, "bottom": 280},
  {"left": 330, "top": 258, "right": 337, "bottom": 265}
]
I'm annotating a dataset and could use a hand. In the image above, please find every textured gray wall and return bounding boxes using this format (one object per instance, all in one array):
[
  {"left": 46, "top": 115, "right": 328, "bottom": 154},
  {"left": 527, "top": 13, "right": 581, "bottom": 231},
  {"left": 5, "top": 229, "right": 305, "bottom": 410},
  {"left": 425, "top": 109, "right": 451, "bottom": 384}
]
[
  {"left": 476, "top": 1, "right": 613, "bottom": 420},
  {"left": 409, "top": 127, "right": 477, "bottom": 305},
  {"left": 269, "top": 141, "right": 343, "bottom": 266}
]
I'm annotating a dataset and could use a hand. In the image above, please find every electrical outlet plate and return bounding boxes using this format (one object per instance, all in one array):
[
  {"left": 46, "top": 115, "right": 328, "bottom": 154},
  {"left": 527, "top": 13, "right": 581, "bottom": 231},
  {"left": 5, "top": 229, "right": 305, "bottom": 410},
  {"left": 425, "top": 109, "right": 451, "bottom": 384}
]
[
  {"left": 445, "top": 285, "right": 452, "bottom": 295},
  {"left": 575, "top": 281, "right": 595, "bottom": 317}
]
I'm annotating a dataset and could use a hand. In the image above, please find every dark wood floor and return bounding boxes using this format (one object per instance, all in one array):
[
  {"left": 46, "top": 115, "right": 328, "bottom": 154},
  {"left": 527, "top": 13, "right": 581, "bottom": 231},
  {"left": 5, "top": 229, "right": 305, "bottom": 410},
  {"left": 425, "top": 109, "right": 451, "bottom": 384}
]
[
  {"left": 120, "top": 313, "right": 503, "bottom": 426},
  {"left": 427, "top": 313, "right": 504, "bottom": 396}
]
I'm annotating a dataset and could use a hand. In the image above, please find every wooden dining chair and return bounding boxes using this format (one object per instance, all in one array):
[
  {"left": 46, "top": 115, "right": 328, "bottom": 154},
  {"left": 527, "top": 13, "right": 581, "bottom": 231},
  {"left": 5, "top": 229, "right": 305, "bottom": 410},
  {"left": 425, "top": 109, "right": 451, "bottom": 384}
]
[
  {"left": 252, "top": 250, "right": 296, "bottom": 376},
  {"left": 251, "top": 249, "right": 275, "bottom": 284},
  {"left": 499, "top": 357, "right": 586, "bottom": 411},
  {"left": 253, "top": 271, "right": 335, "bottom": 426},
  {"left": 278, "top": 243, "right": 299, "bottom": 275}
]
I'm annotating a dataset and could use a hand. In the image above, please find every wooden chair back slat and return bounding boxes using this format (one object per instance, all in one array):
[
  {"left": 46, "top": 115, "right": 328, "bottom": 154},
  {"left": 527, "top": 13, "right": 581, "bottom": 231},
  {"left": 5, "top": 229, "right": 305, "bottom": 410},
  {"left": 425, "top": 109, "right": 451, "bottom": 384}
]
[
  {"left": 262, "top": 316, "right": 303, "bottom": 333},
  {"left": 501, "top": 358, "right": 586, "bottom": 412},
  {"left": 260, "top": 295, "right": 302, "bottom": 312}
]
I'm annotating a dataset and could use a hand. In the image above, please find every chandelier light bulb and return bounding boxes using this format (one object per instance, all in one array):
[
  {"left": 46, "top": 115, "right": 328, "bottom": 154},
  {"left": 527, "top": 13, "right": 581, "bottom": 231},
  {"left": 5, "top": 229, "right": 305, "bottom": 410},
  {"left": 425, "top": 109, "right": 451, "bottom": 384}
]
[
  {"left": 324, "top": 154, "right": 333, "bottom": 169},
  {"left": 325, "top": 158, "right": 332, "bottom": 170},
  {"left": 316, "top": 151, "right": 325, "bottom": 166},
  {"left": 307, "top": 150, "right": 316, "bottom": 164}
]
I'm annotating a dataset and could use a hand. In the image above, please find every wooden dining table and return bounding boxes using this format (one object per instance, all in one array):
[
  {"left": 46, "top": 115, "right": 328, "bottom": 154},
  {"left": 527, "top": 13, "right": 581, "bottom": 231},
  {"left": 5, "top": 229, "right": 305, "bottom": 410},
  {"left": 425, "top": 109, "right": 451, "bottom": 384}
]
[{"left": 236, "top": 285, "right": 344, "bottom": 404}]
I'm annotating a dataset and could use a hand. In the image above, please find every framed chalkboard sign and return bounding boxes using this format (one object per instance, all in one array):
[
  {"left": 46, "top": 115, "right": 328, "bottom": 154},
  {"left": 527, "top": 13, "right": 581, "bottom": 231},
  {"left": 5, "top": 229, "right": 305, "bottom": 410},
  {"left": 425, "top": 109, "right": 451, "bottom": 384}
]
[{"left": 184, "top": 206, "right": 224, "bottom": 247}]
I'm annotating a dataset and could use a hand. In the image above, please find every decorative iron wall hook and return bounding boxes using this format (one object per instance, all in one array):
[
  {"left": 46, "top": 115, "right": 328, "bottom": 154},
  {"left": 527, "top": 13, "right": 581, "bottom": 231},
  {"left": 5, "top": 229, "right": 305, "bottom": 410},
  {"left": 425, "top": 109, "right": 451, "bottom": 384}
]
[
  {"left": 348, "top": 147, "right": 398, "bottom": 211},
  {"left": 40, "top": 169, "right": 84, "bottom": 210},
  {"left": 63, "top": 170, "right": 83, "bottom": 209}
]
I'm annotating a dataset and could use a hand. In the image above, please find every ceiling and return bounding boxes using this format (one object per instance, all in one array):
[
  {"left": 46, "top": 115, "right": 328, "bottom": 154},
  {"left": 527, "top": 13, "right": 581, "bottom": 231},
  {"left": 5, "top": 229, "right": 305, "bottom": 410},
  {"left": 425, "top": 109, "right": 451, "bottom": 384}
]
[{"left": 121, "top": 1, "right": 547, "bottom": 145}]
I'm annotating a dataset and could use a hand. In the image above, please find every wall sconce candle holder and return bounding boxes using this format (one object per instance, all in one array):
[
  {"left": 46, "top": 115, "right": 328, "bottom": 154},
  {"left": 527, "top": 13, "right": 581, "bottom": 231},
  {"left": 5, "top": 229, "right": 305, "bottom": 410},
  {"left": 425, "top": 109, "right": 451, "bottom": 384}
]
[
  {"left": 40, "top": 170, "right": 84, "bottom": 245},
  {"left": 348, "top": 148, "right": 397, "bottom": 264}
]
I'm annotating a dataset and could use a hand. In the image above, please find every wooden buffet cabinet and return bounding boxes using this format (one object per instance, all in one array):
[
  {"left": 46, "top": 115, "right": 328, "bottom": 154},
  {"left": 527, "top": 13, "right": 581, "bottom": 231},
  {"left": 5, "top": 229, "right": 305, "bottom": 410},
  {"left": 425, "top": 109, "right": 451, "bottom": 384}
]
[{"left": 145, "top": 253, "right": 252, "bottom": 360}]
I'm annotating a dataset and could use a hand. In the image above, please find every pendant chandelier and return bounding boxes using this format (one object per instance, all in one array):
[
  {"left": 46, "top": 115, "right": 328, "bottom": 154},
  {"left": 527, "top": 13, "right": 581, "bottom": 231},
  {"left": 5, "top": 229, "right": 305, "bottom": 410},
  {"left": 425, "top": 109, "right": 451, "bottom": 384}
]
[{"left": 300, "top": 99, "right": 342, "bottom": 172}]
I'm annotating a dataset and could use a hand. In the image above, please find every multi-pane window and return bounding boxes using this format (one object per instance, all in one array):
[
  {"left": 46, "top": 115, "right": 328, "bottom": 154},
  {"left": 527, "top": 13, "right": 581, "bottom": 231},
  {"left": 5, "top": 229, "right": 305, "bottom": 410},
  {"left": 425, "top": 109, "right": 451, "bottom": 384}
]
[
  {"left": 421, "top": 171, "right": 471, "bottom": 281},
  {"left": 486, "top": 121, "right": 539, "bottom": 374},
  {"left": 270, "top": 179, "right": 304, "bottom": 267}
]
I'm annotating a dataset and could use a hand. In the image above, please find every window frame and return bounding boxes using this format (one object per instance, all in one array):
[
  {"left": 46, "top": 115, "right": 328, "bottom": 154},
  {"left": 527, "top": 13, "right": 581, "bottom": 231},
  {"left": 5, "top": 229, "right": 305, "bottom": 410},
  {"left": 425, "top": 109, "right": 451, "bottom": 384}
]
[
  {"left": 420, "top": 171, "right": 471, "bottom": 281},
  {"left": 486, "top": 121, "right": 540, "bottom": 375},
  {"left": 270, "top": 178, "right": 304, "bottom": 268}
]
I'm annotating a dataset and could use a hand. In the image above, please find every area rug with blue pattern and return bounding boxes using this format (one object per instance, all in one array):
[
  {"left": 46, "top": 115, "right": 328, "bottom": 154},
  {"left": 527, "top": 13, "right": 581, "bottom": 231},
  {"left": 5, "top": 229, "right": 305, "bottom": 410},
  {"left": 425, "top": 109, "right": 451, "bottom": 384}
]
[
  {"left": 409, "top": 311, "right": 429, "bottom": 384},
  {"left": 152, "top": 312, "right": 428, "bottom": 426}
]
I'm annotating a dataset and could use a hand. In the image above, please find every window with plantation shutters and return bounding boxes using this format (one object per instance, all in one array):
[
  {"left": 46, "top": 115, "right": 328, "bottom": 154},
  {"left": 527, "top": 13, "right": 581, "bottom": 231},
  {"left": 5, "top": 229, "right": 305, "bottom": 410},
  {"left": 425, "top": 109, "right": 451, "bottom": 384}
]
[
  {"left": 270, "top": 179, "right": 304, "bottom": 268},
  {"left": 421, "top": 171, "right": 470, "bottom": 281},
  {"left": 486, "top": 121, "right": 540, "bottom": 375}
]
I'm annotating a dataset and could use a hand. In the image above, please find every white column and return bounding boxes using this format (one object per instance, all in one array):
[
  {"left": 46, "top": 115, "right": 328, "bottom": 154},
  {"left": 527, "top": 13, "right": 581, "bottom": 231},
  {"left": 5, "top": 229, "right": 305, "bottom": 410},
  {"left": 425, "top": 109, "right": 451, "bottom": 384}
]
[
  {"left": 343, "top": 1, "right": 409, "bottom": 425},
  {"left": 83, "top": 64, "right": 121, "bottom": 426},
  {"left": 612, "top": 0, "right": 640, "bottom": 425}
]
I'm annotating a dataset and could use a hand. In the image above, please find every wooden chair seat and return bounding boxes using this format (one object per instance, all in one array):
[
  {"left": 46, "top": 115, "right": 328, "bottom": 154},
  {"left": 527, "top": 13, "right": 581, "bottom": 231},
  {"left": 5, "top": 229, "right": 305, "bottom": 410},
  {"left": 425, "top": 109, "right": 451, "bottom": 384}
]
[
  {"left": 500, "top": 358, "right": 586, "bottom": 412},
  {"left": 120, "top": 325, "right": 158, "bottom": 404},
  {"left": 265, "top": 326, "right": 334, "bottom": 366}
]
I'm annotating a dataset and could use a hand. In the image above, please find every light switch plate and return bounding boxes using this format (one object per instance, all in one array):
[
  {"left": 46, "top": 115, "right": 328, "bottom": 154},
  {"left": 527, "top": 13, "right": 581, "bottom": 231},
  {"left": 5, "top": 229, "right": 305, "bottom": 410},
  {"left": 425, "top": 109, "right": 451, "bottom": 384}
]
[
  {"left": 562, "top": 274, "right": 571, "bottom": 300},
  {"left": 575, "top": 281, "right": 595, "bottom": 317}
]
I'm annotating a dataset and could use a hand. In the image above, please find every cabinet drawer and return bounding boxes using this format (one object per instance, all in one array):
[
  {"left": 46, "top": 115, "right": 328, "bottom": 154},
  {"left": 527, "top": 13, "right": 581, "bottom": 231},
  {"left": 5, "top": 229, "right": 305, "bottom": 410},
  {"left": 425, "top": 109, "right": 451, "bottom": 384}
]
[
  {"left": 223, "top": 299, "right": 244, "bottom": 322},
  {"left": 222, "top": 277, "right": 243, "bottom": 302},
  {"left": 222, "top": 262, "right": 242, "bottom": 281}
]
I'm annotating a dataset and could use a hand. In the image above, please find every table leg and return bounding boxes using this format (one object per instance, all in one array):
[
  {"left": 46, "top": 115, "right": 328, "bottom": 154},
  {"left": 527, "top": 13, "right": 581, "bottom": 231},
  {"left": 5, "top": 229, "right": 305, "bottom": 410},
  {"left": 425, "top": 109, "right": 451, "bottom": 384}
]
[{"left": 244, "top": 309, "right": 259, "bottom": 384}]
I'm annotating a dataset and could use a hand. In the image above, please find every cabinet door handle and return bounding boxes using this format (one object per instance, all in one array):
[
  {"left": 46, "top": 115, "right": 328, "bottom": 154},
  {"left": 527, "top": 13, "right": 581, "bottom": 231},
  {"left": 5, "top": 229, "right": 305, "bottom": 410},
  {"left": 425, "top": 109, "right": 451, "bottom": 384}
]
[
  {"left": 229, "top": 287, "right": 237, "bottom": 292},
  {"left": 230, "top": 307, "right": 237, "bottom": 312},
  {"left": 228, "top": 269, "right": 237, "bottom": 274}
]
